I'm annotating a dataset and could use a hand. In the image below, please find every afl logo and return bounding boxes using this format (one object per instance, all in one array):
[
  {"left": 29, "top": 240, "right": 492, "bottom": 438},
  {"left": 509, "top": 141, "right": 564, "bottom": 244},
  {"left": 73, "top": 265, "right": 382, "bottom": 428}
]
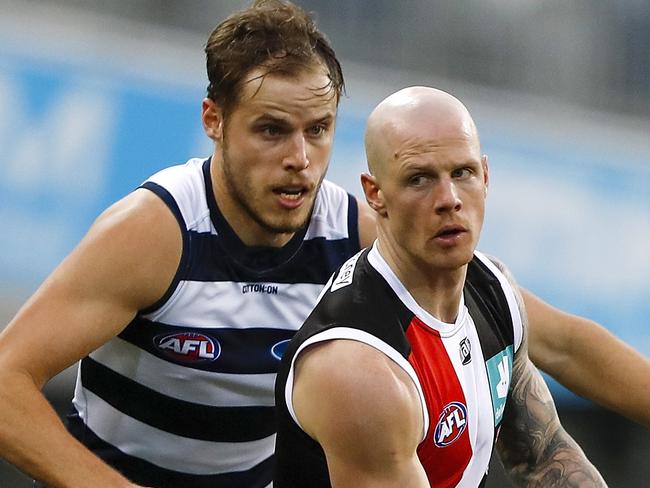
[
  {"left": 154, "top": 332, "right": 220, "bottom": 363},
  {"left": 459, "top": 337, "right": 471, "bottom": 365},
  {"left": 434, "top": 401, "right": 468, "bottom": 447},
  {"left": 271, "top": 339, "right": 290, "bottom": 360}
]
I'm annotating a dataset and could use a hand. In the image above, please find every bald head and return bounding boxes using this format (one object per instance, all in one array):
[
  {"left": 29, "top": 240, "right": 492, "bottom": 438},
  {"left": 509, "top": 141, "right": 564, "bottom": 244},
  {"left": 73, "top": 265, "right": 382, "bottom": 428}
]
[{"left": 365, "top": 86, "right": 479, "bottom": 177}]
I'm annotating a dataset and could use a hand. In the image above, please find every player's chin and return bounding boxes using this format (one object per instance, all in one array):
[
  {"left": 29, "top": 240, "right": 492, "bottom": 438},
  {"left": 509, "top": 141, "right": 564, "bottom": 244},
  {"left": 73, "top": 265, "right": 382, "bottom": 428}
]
[
  {"left": 431, "top": 247, "right": 475, "bottom": 269},
  {"left": 452, "top": 250, "right": 476, "bottom": 268},
  {"left": 280, "top": 200, "right": 314, "bottom": 229},
  {"left": 266, "top": 211, "right": 311, "bottom": 234}
]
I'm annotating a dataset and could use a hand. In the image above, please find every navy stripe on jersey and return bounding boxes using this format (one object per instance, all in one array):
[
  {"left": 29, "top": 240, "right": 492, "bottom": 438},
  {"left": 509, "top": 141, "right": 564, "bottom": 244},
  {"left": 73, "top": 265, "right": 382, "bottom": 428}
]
[
  {"left": 345, "top": 192, "right": 359, "bottom": 251},
  {"left": 65, "top": 410, "right": 274, "bottom": 488},
  {"left": 80, "top": 358, "right": 276, "bottom": 442},
  {"left": 118, "top": 320, "right": 296, "bottom": 374},
  {"left": 138, "top": 181, "right": 192, "bottom": 315},
  {"left": 181, "top": 230, "right": 357, "bottom": 284}
]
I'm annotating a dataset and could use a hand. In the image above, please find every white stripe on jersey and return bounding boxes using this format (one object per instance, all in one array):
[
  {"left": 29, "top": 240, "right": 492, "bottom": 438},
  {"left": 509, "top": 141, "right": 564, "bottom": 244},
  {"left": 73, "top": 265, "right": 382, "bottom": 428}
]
[
  {"left": 142, "top": 158, "right": 214, "bottom": 233},
  {"left": 89, "top": 338, "right": 276, "bottom": 407},
  {"left": 142, "top": 280, "right": 325, "bottom": 329},
  {"left": 441, "top": 316, "right": 495, "bottom": 487},
  {"left": 304, "top": 180, "right": 351, "bottom": 240},
  {"left": 73, "top": 386, "right": 275, "bottom": 475}
]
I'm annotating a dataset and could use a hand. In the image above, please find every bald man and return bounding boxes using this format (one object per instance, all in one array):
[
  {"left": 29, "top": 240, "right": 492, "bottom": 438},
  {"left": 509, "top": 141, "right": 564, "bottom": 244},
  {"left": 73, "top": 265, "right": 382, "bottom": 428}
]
[{"left": 274, "top": 87, "right": 607, "bottom": 487}]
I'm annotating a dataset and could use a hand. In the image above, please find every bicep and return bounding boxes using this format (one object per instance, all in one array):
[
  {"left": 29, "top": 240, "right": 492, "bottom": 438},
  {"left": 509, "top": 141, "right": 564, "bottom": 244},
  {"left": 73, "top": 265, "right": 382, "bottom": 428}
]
[
  {"left": 521, "top": 288, "right": 573, "bottom": 372},
  {"left": 293, "top": 340, "right": 428, "bottom": 487},
  {"left": 523, "top": 288, "right": 650, "bottom": 425},
  {"left": 0, "top": 190, "right": 181, "bottom": 385},
  {"left": 356, "top": 197, "right": 377, "bottom": 249}
]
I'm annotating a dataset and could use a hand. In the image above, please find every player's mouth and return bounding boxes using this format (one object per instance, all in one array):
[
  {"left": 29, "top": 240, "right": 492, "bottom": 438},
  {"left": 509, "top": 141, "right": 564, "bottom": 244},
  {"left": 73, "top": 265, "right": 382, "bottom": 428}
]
[
  {"left": 274, "top": 186, "right": 308, "bottom": 209},
  {"left": 434, "top": 225, "right": 468, "bottom": 245}
]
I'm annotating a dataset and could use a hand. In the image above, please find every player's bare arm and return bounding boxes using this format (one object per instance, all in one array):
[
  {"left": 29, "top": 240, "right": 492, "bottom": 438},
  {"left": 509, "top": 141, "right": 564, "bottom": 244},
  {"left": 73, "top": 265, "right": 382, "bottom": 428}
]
[
  {"left": 523, "top": 288, "right": 650, "bottom": 426},
  {"left": 0, "top": 188, "right": 180, "bottom": 487},
  {"left": 355, "top": 204, "right": 650, "bottom": 426},
  {"left": 356, "top": 196, "right": 378, "bottom": 249},
  {"left": 292, "top": 339, "right": 429, "bottom": 488},
  {"left": 490, "top": 258, "right": 607, "bottom": 487}
]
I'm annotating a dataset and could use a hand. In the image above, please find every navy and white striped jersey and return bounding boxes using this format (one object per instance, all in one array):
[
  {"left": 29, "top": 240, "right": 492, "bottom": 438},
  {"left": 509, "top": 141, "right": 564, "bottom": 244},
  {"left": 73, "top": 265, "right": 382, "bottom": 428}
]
[{"left": 67, "top": 157, "right": 361, "bottom": 488}]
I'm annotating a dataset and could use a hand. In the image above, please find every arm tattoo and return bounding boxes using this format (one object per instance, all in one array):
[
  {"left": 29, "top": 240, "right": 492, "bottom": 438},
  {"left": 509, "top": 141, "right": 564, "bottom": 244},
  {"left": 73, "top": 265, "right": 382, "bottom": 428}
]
[
  {"left": 488, "top": 256, "right": 607, "bottom": 487},
  {"left": 497, "top": 356, "right": 607, "bottom": 486}
]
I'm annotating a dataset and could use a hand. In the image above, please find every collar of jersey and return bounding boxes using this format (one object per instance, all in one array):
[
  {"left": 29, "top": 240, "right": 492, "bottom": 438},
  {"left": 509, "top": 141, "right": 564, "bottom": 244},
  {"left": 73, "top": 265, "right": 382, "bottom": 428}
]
[
  {"left": 202, "top": 157, "right": 309, "bottom": 273},
  {"left": 367, "top": 242, "right": 468, "bottom": 336}
]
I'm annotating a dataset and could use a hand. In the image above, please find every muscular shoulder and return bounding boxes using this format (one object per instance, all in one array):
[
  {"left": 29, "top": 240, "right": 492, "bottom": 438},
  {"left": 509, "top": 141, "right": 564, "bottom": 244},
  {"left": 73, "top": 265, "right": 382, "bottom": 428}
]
[
  {"left": 0, "top": 188, "right": 184, "bottom": 383},
  {"left": 292, "top": 339, "right": 423, "bottom": 464},
  {"left": 81, "top": 188, "right": 183, "bottom": 309}
]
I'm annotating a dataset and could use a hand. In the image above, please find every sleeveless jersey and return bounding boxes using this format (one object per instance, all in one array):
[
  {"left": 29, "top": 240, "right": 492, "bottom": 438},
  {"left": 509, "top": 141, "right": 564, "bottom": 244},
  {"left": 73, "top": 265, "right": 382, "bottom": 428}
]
[
  {"left": 66, "top": 157, "right": 361, "bottom": 488},
  {"left": 275, "top": 245, "right": 523, "bottom": 488}
]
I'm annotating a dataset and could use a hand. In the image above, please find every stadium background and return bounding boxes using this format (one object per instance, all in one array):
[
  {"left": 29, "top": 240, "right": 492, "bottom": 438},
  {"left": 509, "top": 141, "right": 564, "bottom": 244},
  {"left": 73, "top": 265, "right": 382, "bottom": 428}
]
[{"left": 0, "top": 0, "right": 648, "bottom": 485}]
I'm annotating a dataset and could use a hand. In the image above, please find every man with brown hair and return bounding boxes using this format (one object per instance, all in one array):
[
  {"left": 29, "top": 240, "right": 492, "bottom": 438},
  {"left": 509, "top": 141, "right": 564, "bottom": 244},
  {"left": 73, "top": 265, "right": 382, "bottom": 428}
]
[{"left": 0, "top": 1, "right": 372, "bottom": 487}]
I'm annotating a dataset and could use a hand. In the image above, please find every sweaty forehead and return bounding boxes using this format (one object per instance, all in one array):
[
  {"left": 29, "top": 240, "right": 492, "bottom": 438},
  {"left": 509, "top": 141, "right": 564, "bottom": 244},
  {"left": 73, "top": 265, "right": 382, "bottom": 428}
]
[{"left": 238, "top": 67, "right": 336, "bottom": 111}]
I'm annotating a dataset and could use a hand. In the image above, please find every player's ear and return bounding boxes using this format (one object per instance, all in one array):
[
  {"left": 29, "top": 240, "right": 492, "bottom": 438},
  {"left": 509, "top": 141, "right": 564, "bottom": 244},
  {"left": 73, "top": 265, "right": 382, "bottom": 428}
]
[
  {"left": 361, "top": 173, "right": 387, "bottom": 217},
  {"left": 202, "top": 98, "right": 224, "bottom": 142}
]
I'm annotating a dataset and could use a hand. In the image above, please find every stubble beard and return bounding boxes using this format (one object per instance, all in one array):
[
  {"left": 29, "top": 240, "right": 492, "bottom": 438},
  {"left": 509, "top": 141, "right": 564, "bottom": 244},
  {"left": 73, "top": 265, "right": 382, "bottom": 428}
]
[{"left": 221, "top": 147, "right": 317, "bottom": 236}]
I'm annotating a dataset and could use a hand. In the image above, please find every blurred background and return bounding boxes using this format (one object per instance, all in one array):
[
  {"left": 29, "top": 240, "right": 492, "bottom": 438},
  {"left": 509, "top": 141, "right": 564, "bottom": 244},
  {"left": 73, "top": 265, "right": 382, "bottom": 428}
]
[{"left": 0, "top": 0, "right": 648, "bottom": 485}]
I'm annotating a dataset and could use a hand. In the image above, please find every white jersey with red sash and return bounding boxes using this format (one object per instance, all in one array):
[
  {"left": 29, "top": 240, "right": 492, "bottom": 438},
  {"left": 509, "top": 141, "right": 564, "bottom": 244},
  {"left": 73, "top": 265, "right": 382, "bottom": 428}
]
[{"left": 275, "top": 244, "right": 523, "bottom": 487}]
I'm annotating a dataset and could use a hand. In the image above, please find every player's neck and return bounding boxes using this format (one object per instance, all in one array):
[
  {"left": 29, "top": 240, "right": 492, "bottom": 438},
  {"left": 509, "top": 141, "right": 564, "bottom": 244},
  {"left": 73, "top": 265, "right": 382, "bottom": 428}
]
[
  {"left": 377, "top": 241, "right": 467, "bottom": 324},
  {"left": 408, "top": 274, "right": 466, "bottom": 324}
]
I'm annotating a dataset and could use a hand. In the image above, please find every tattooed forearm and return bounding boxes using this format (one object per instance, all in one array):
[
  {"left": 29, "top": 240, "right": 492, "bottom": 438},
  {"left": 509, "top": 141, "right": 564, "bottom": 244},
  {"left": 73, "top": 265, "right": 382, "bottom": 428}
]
[
  {"left": 487, "top": 255, "right": 606, "bottom": 486},
  {"left": 497, "top": 358, "right": 607, "bottom": 487},
  {"left": 488, "top": 255, "right": 606, "bottom": 486}
]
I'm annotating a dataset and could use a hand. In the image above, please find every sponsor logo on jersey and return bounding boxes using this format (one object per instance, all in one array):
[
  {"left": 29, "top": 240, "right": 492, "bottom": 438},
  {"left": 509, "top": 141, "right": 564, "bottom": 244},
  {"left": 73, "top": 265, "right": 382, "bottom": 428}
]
[
  {"left": 459, "top": 337, "right": 472, "bottom": 365},
  {"left": 486, "top": 346, "right": 513, "bottom": 426},
  {"left": 153, "top": 332, "right": 220, "bottom": 363},
  {"left": 241, "top": 283, "right": 279, "bottom": 295},
  {"left": 331, "top": 250, "right": 363, "bottom": 292},
  {"left": 433, "top": 401, "right": 468, "bottom": 447},
  {"left": 271, "top": 339, "right": 290, "bottom": 360}
]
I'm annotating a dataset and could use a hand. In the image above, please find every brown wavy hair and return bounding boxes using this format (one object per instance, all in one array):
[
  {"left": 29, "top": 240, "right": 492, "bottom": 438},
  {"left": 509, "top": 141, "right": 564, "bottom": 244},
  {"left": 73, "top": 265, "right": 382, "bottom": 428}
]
[{"left": 205, "top": 0, "right": 345, "bottom": 117}]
